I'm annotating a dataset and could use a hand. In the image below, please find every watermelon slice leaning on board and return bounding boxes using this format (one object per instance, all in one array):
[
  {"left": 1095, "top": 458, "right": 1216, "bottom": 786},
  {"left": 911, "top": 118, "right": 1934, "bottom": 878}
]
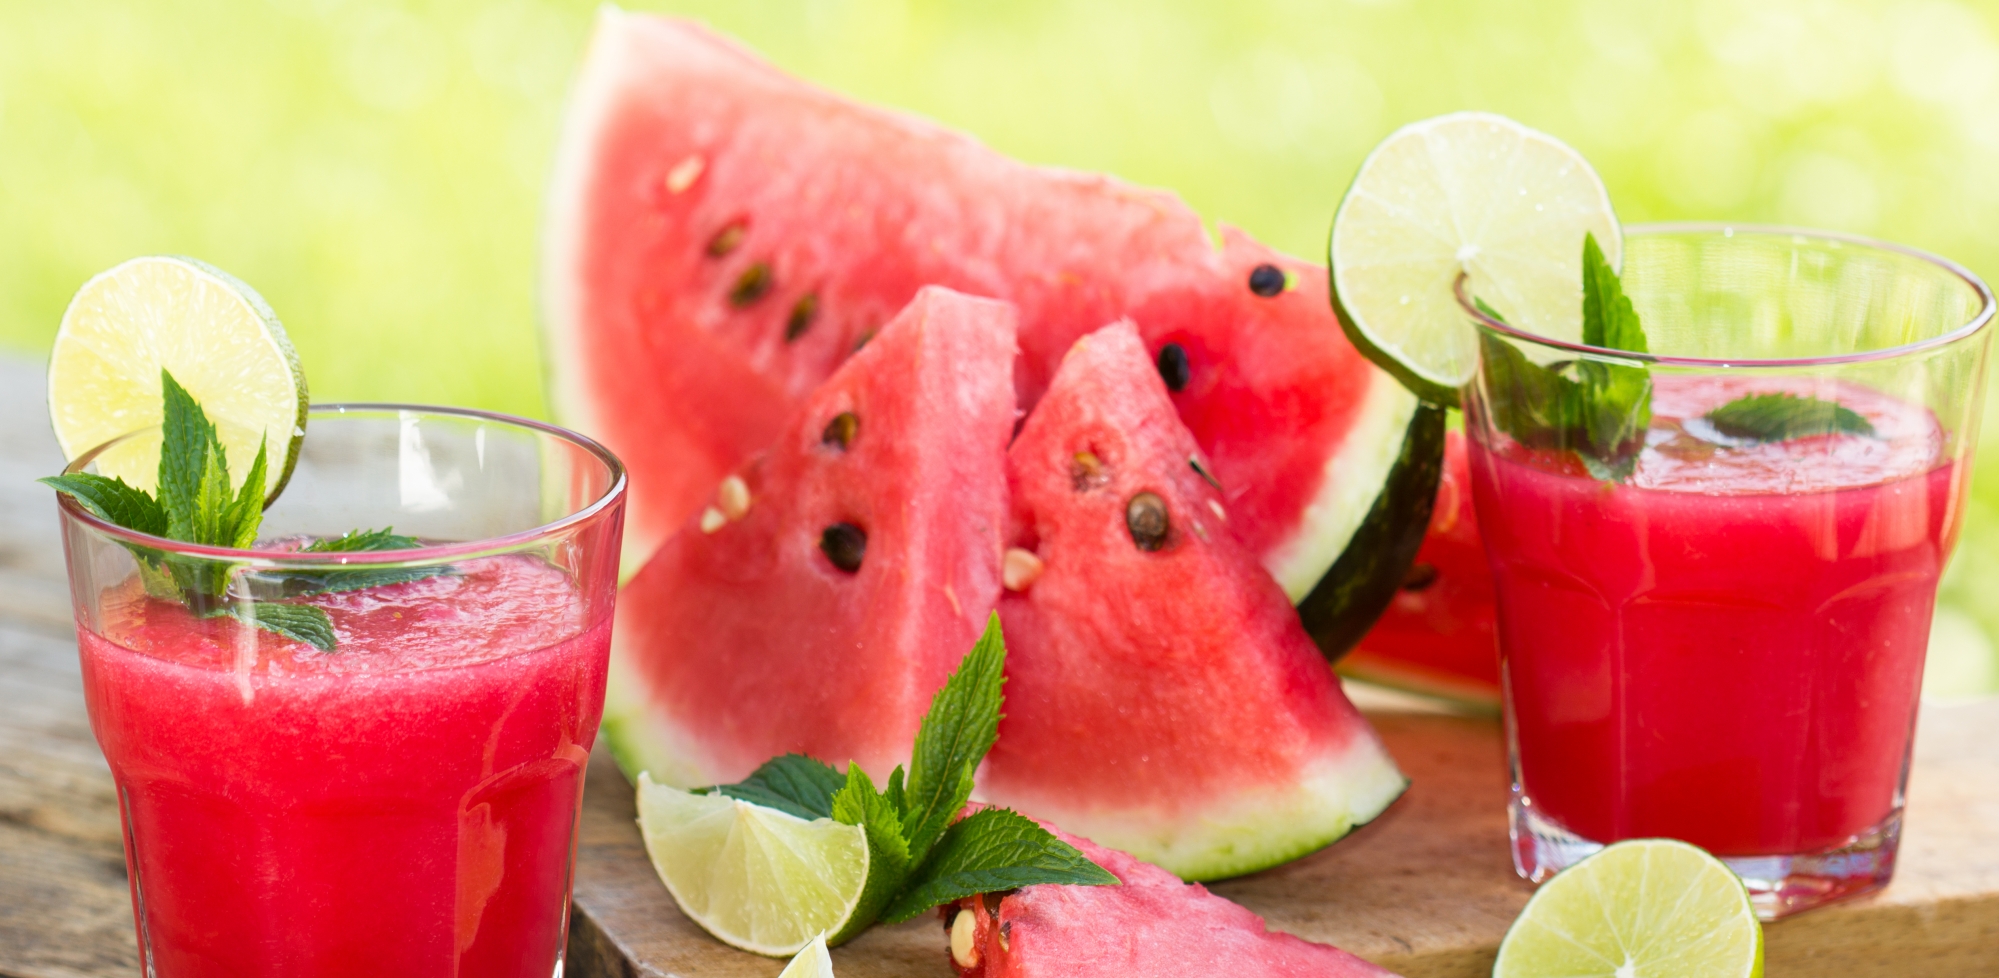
[
  {"left": 980, "top": 322, "right": 1404, "bottom": 880},
  {"left": 540, "top": 9, "right": 1442, "bottom": 660}
]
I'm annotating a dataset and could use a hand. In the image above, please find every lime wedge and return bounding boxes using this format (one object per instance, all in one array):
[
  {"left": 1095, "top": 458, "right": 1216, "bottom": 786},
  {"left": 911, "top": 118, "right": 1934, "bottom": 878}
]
[
  {"left": 1494, "top": 839, "right": 1763, "bottom": 978},
  {"left": 1330, "top": 111, "right": 1620, "bottom": 404},
  {"left": 48, "top": 256, "right": 308, "bottom": 499},
  {"left": 636, "top": 772, "right": 870, "bottom": 957},
  {"left": 778, "top": 934, "right": 835, "bottom": 978}
]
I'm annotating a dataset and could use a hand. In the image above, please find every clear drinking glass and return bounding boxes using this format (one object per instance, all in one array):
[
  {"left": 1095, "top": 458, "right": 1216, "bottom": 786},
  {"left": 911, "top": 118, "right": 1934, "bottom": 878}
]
[
  {"left": 54, "top": 404, "right": 626, "bottom": 976},
  {"left": 1458, "top": 224, "right": 1995, "bottom": 918}
]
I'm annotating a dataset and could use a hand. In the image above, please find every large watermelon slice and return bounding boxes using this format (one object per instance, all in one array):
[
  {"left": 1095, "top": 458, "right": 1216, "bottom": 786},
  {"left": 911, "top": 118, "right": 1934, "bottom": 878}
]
[
  {"left": 943, "top": 816, "right": 1397, "bottom": 978},
  {"left": 541, "top": 10, "right": 1439, "bottom": 647},
  {"left": 602, "top": 286, "right": 1016, "bottom": 787},
  {"left": 1342, "top": 432, "right": 1502, "bottom": 707},
  {"left": 979, "top": 323, "right": 1405, "bottom": 881}
]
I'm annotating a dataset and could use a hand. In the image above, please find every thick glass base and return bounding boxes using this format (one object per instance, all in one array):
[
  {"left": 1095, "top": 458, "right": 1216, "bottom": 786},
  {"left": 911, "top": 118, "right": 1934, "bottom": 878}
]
[{"left": 1509, "top": 789, "right": 1902, "bottom": 920}]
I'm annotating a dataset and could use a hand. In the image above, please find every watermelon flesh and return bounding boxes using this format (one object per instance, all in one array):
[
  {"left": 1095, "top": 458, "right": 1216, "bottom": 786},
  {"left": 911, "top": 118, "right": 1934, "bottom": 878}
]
[
  {"left": 1343, "top": 432, "right": 1502, "bottom": 706},
  {"left": 541, "top": 9, "right": 1425, "bottom": 606},
  {"left": 944, "top": 816, "right": 1398, "bottom": 978},
  {"left": 979, "top": 322, "right": 1405, "bottom": 881},
  {"left": 602, "top": 286, "right": 1016, "bottom": 786}
]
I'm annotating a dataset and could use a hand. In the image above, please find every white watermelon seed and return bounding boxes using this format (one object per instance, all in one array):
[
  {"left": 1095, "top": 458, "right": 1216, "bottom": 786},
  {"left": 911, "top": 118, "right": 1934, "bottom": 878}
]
[
  {"left": 1002, "top": 548, "right": 1045, "bottom": 591},
  {"left": 1207, "top": 498, "right": 1228, "bottom": 522},
  {"left": 949, "top": 907, "right": 979, "bottom": 968},
  {"left": 717, "top": 475, "right": 752, "bottom": 519},
  {"left": 664, "top": 154, "right": 705, "bottom": 194},
  {"left": 699, "top": 507, "right": 727, "bottom": 534}
]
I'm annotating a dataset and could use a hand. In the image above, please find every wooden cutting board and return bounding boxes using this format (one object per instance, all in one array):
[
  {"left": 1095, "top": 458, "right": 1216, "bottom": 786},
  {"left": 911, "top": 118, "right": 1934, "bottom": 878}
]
[{"left": 564, "top": 693, "right": 1999, "bottom": 978}]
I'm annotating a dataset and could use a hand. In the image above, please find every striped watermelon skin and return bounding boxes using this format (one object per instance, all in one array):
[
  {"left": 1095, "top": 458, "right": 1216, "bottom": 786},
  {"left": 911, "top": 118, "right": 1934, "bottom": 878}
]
[
  {"left": 542, "top": 10, "right": 1424, "bottom": 602},
  {"left": 980, "top": 323, "right": 1404, "bottom": 881}
]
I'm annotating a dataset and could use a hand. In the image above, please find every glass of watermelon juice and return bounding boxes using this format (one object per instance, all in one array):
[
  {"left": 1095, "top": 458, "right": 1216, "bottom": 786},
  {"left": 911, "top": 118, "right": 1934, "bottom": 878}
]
[
  {"left": 1458, "top": 225, "right": 1994, "bottom": 919},
  {"left": 54, "top": 405, "right": 625, "bottom": 976}
]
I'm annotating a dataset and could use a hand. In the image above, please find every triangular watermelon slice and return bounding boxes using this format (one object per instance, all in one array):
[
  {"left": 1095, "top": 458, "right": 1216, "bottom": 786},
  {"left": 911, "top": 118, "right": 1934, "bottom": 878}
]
[
  {"left": 979, "top": 323, "right": 1405, "bottom": 881},
  {"left": 945, "top": 816, "right": 1397, "bottom": 978},
  {"left": 541, "top": 10, "right": 1440, "bottom": 647},
  {"left": 603, "top": 286, "right": 1017, "bottom": 787}
]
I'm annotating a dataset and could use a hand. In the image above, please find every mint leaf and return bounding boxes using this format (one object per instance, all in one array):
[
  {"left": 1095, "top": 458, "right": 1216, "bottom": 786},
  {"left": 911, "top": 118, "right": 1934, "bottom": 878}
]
[
  {"left": 1470, "top": 234, "right": 1653, "bottom": 482},
  {"left": 1575, "top": 232, "right": 1651, "bottom": 471},
  {"left": 704, "top": 754, "right": 847, "bottom": 820},
  {"left": 880, "top": 808, "right": 1118, "bottom": 923},
  {"left": 209, "top": 601, "right": 336, "bottom": 652},
  {"left": 222, "top": 438, "right": 269, "bottom": 550},
  {"left": 38, "top": 473, "right": 166, "bottom": 535},
  {"left": 1581, "top": 232, "right": 1646, "bottom": 354},
  {"left": 266, "top": 526, "right": 450, "bottom": 595},
  {"left": 302, "top": 527, "right": 426, "bottom": 553},
  {"left": 829, "top": 763, "right": 913, "bottom": 943},
  {"left": 157, "top": 370, "right": 211, "bottom": 538},
  {"left": 901, "top": 613, "right": 1007, "bottom": 864},
  {"left": 1704, "top": 392, "right": 1875, "bottom": 442}
]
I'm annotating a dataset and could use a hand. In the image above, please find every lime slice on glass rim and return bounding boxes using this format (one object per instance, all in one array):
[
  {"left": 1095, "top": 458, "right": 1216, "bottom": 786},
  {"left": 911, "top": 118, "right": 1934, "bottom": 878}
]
[
  {"left": 1494, "top": 838, "right": 1763, "bottom": 978},
  {"left": 48, "top": 256, "right": 309, "bottom": 500},
  {"left": 1330, "top": 111, "right": 1621, "bottom": 405},
  {"left": 636, "top": 772, "right": 870, "bottom": 957}
]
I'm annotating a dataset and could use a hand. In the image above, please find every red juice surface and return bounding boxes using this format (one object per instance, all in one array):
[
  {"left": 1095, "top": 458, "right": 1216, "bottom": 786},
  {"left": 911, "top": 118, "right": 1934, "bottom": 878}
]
[
  {"left": 78, "top": 554, "right": 610, "bottom": 978},
  {"left": 1471, "top": 375, "right": 1961, "bottom": 856}
]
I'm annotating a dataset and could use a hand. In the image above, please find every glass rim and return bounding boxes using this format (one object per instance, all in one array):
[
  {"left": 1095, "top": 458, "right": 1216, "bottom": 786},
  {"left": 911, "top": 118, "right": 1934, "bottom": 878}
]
[
  {"left": 1452, "top": 221, "right": 1998, "bottom": 368},
  {"left": 55, "top": 402, "right": 628, "bottom": 567}
]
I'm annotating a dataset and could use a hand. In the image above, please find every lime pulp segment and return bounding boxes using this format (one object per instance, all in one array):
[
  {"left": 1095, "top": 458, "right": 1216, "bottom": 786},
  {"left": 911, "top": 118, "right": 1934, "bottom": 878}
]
[
  {"left": 635, "top": 772, "right": 870, "bottom": 957},
  {"left": 1494, "top": 838, "right": 1763, "bottom": 978}
]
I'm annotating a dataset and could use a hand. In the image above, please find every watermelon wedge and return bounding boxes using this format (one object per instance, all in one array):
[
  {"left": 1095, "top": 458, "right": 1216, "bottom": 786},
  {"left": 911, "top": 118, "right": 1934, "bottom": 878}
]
[
  {"left": 979, "top": 323, "right": 1405, "bottom": 881},
  {"left": 541, "top": 9, "right": 1438, "bottom": 645},
  {"left": 1342, "top": 432, "right": 1502, "bottom": 707},
  {"left": 602, "top": 286, "right": 1016, "bottom": 787},
  {"left": 944, "top": 817, "right": 1397, "bottom": 978}
]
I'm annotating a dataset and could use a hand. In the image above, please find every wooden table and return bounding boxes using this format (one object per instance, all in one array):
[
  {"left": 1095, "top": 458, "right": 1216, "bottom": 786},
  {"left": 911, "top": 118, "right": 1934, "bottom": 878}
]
[{"left": 2, "top": 353, "right": 1995, "bottom": 977}]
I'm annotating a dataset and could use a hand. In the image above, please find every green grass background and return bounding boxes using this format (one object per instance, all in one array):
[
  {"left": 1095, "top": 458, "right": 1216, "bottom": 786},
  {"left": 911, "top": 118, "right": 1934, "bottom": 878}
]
[{"left": 5, "top": 0, "right": 1999, "bottom": 693}]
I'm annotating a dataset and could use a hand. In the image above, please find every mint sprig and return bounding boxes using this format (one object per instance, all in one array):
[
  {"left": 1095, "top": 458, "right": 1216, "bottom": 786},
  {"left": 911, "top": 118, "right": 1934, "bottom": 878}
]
[
  {"left": 1702, "top": 392, "right": 1875, "bottom": 442},
  {"left": 1476, "top": 232, "right": 1652, "bottom": 480},
  {"left": 696, "top": 615, "right": 1117, "bottom": 943},
  {"left": 40, "top": 369, "right": 442, "bottom": 652}
]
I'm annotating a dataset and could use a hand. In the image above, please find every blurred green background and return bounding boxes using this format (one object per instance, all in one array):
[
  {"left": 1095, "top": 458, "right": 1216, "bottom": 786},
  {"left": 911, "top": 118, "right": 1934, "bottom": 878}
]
[{"left": 5, "top": 0, "right": 1999, "bottom": 695}]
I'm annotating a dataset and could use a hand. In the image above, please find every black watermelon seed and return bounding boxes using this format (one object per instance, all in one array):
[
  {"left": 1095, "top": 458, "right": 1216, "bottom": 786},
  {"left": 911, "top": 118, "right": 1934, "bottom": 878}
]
[
  {"left": 1156, "top": 343, "right": 1191, "bottom": 392},
  {"left": 1401, "top": 562, "right": 1439, "bottom": 592},
  {"left": 822, "top": 411, "right": 858, "bottom": 450},
  {"left": 728, "top": 262, "right": 773, "bottom": 306},
  {"left": 785, "top": 293, "right": 819, "bottom": 341},
  {"left": 1248, "top": 263, "right": 1286, "bottom": 297},
  {"left": 821, "top": 523, "right": 867, "bottom": 572},
  {"left": 1126, "top": 492, "right": 1170, "bottom": 552},
  {"left": 852, "top": 328, "right": 878, "bottom": 353},
  {"left": 1188, "top": 456, "right": 1222, "bottom": 491},
  {"left": 707, "top": 221, "right": 747, "bottom": 258}
]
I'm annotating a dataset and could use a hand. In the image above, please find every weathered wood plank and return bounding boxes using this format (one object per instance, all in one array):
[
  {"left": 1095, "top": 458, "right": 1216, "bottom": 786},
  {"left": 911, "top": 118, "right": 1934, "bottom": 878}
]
[{"left": 566, "top": 698, "right": 1999, "bottom": 978}]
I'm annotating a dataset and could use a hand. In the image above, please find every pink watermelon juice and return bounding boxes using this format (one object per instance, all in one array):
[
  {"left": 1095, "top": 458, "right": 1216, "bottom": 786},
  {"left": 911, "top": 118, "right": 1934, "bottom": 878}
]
[
  {"left": 79, "top": 555, "right": 609, "bottom": 977},
  {"left": 1472, "top": 375, "right": 1958, "bottom": 857}
]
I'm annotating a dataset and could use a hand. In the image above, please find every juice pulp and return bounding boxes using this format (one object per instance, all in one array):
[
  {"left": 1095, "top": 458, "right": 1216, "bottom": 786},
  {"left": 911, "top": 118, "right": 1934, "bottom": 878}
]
[
  {"left": 78, "top": 554, "right": 611, "bottom": 978},
  {"left": 1471, "top": 376, "right": 1959, "bottom": 856}
]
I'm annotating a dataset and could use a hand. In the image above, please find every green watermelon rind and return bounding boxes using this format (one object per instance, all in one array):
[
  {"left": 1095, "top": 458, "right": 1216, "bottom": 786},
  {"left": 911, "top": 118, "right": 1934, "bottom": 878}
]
[
  {"left": 1297, "top": 402, "right": 1448, "bottom": 661},
  {"left": 979, "top": 728, "right": 1408, "bottom": 883},
  {"left": 1261, "top": 371, "right": 1425, "bottom": 604}
]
